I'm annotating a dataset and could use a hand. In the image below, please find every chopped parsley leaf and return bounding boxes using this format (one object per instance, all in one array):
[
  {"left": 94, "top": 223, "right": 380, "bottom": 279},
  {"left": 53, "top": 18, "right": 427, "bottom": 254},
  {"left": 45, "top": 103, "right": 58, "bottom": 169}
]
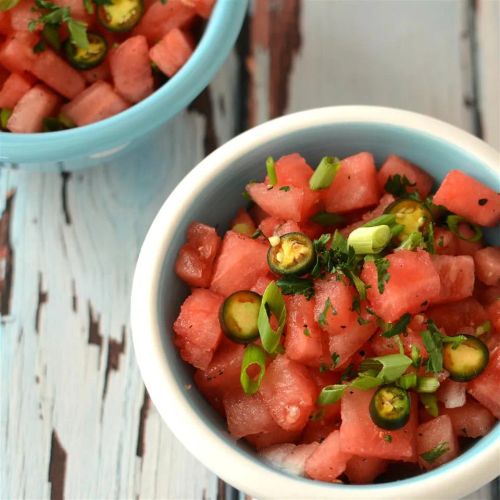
[
  {"left": 276, "top": 276, "right": 315, "bottom": 300},
  {"left": 384, "top": 174, "right": 416, "bottom": 197},
  {"left": 382, "top": 313, "right": 411, "bottom": 338},
  {"left": 279, "top": 186, "right": 291, "bottom": 192},
  {"left": 420, "top": 441, "right": 450, "bottom": 463}
]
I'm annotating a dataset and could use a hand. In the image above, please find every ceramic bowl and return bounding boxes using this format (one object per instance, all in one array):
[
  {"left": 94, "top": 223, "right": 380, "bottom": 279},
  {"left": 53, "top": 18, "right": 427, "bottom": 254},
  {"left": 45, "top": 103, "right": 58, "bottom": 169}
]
[
  {"left": 131, "top": 106, "right": 500, "bottom": 500},
  {"left": 0, "top": 0, "right": 247, "bottom": 171}
]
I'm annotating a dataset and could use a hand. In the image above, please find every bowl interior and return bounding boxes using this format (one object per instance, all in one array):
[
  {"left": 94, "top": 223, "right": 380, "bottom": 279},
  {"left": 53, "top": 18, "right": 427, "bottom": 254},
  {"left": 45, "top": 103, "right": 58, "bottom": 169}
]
[{"left": 146, "top": 116, "right": 499, "bottom": 497}]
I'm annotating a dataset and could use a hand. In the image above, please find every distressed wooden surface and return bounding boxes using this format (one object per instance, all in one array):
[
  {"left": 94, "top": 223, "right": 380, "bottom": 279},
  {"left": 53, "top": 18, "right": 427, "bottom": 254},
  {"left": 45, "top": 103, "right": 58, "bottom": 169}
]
[{"left": 1, "top": 1, "right": 499, "bottom": 499}]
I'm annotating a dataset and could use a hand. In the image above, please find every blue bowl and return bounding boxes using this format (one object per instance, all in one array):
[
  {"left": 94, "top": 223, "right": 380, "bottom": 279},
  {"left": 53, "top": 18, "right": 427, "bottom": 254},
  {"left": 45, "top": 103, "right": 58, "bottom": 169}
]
[
  {"left": 0, "top": 0, "right": 247, "bottom": 171},
  {"left": 131, "top": 106, "right": 500, "bottom": 500}
]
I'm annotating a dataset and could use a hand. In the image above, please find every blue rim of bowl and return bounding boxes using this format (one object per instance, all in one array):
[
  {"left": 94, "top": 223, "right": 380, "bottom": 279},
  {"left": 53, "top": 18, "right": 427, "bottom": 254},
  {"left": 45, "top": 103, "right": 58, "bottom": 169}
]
[{"left": 0, "top": 0, "right": 248, "bottom": 164}]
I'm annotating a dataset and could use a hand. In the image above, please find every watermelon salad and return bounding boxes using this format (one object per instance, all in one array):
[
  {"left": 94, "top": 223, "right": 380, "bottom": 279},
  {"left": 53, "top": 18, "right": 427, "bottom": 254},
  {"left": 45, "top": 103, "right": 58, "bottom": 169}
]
[
  {"left": 0, "top": 0, "right": 214, "bottom": 132},
  {"left": 173, "top": 152, "right": 500, "bottom": 484}
]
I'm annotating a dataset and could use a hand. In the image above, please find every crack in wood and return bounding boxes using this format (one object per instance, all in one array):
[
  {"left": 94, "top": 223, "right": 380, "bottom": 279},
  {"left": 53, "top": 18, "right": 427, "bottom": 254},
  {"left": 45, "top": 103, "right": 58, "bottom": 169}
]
[
  {"left": 48, "top": 429, "right": 67, "bottom": 500},
  {"left": 71, "top": 279, "right": 77, "bottom": 313},
  {"left": 189, "top": 88, "right": 218, "bottom": 154},
  {"left": 135, "top": 389, "right": 150, "bottom": 458},
  {"left": 216, "top": 478, "right": 227, "bottom": 500},
  {"left": 0, "top": 190, "right": 15, "bottom": 316},
  {"left": 102, "top": 326, "right": 126, "bottom": 399},
  {"left": 35, "top": 272, "right": 48, "bottom": 334},
  {"left": 60, "top": 172, "right": 72, "bottom": 225},
  {"left": 87, "top": 302, "right": 103, "bottom": 351}
]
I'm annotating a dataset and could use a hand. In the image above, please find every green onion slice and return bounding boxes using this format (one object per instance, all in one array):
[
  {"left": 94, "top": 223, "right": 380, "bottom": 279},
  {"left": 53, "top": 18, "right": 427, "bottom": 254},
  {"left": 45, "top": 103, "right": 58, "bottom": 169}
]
[
  {"left": 420, "top": 393, "right": 439, "bottom": 417},
  {"left": 420, "top": 441, "right": 450, "bottom": 463},
  {"left": 476, "top": 320, "right": 491, "bottom": 336},
  {"left": 240, "top": 345, "right": 267, "bottom": 395},
  {"left": 0, "top": 108, "right": 12, "bottom": 129},
  {"left": 397, "top": 372, "right": 417, "bottom": 390},
  {"left": 310, "top": 211, "right": 345, "bottom": 226},
  {"left": 446, "top": 215, "right": 482, "bottom": 242},
  {"left": 362, "top": 214, "right": 397, "bottom": 228},
  {"left": 266, "top": 156, "right": 277, "bottom": 186},
  {"left": 416, "top": 376, "right": 440, "bottom": 393},
  {"left": 0, "top": 0, "right": 20, "bottom": 11},
  {"left": 348, "top": 225, "right": 392, "bottom": 254},
  {"left": 317, "top": 384, "right": 347, "bottom": 405},
  {"left": 359, "top": 353, "right": 413, "bottom": 384},
  {"left": 258, "top": 281, "right": 287, "bottom": 353},
  {"left": 397, "top": 231, "right": 423, "bottom": 250},
  {"left": 350, "top": 372, "right": 382, "bottom": 390},
  {"left": 309, "top": 156, "right": 341, "bottom": 190}
]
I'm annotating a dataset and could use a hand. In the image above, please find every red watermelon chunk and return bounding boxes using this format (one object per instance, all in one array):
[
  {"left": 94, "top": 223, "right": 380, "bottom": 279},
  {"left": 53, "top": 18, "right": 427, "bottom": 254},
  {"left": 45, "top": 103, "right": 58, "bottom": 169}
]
[
  {"left": 345, "top": 456, "right": 388, "bottom": 484},
  {"left": 323, "top": 152, "right": 381, "bottom": 213},
  {"left": 260, "top": 355, "right": 317, "bottom": 432},
  {"left": 0, "top": 72, "right": 32, "bottom": 108},
  {"left": 81, "top": 61, "right": 111, "bottom": 84},
  {"left": 474, "top": 247, "right": 500, "bottom": 287},
  {"left": 250, "top": 274, "right": 273, "bottom": 295},
  {"left": 426, "top": 297, "right": 489, "bottom": 335},
  {"left": 149, "top": 28, "right": 194, "bottom": 77},
  {"left": 361, "top": 250, "right": 441, "bottom": 322},
  {"left": 53, "top": 0, "right": 94, "bottom": 22},
  {"left": 340, "top": 388, "right": 417, "bottom": 462},
  {"left": 175, "top": 222, "right": 221, "bottom": 288},
  {"left": 246, "top": 426, "right": 301, "bottom": 450},
  {"left": 61, "top": 81, "right": 129, "bottom": 126},
  {"left": 467, "top": 346, "right": 500, "bottom": 418},
  {"left": 173, "top": 288, "right": 224, "bottom": 369},
  {"left": 7, "top": 84, "right": 60, "bottom": 133},
  {"left": 433, "top": 170, "right": 500, "bottom": 227},
  {"left": 271, "top": 153, "right": 314, "bottom": 188},
  {"left": 210, "top": 230, "right": 269, "bottom": 297},
  {"left": 304, "top": 430, "right": 351, "bottom": 482},
  {"left": 31, "top": 49, "right": 85, "bottom": 99},
  {"left": 0, "top": 12, "right": 11, "bottom": 35},
  {"left": 378, "top": 155, "right": 434, "bottom": 198},
  {"left": 416, "top": 415, "right": 459, "bottom": 471},
  {"left": 0, "top": 36, "right": 36, "bottom": 73},
  {"left": 224, "top": 389, "right": 277, "bottom": 438},
  {"left": 436, "top": 379, "right": 466, "bottom": 409},
  {"left": 285, "top": 295, "right": 325, "bottom": 367},
  {"left": 442, "top": 398, "right": 495, "bottom": 438},
  {"left": 258, "top": 217, "right": 300, "bottom": 238},
  {"left": 9, "top": 0, "right": 38, "bottom": 31},
  {"left": 181, "top": 0, "right": 215, "bottom": 18},
  {"left": 434, "top": 226, "right": 483, "bottom": 257},
  {"left": 430, "top": 255, "right": 475, "bottom": 304},
  {"left": 110, "top": 35, "right": 154, "bottom": 103},
  {"left": 135, "top": 0, "right": 196, "bottom": 44},
  {"left": 247, "top": 182, "right": 319, "bottom": 223}
]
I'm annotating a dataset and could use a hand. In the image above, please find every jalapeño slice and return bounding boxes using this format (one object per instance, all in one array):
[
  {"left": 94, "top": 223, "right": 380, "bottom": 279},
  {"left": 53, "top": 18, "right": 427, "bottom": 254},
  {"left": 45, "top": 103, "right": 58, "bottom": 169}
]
[
  {"left": 97, "top": 0, "right": 144, "bottom": 33},
  {"left": 385, "top": 198, "right": 433, "bottom": 241},
  {"left": 219, "top": 290, "right": 261, "bottom": 344},
  {"left": 64, "top": 32, "right": 108, "bottom": 70},
  {"left": 267, "top": 232, "right": 315, "bottom": 276},
  {"left": 369, "top": 385, "right": 411, "bottom": 430},
  {"left": 443, "top": 335, "right": 489, "bottom": 382}
]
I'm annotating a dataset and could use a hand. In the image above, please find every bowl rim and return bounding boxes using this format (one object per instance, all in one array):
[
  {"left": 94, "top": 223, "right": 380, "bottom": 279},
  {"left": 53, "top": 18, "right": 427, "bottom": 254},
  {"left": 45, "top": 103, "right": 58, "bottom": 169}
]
[
  {"left": 0, "top": 0, "right": 248, "bottom": 164},
  {"left": 131, "top": 105, "right": 500, "bottom": 499}
]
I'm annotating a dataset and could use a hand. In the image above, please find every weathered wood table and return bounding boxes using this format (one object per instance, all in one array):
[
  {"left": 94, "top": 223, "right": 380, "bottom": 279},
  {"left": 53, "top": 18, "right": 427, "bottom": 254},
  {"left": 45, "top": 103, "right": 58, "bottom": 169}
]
[{"left": 1, "top": 1, "right": 498, "bottom": 498}]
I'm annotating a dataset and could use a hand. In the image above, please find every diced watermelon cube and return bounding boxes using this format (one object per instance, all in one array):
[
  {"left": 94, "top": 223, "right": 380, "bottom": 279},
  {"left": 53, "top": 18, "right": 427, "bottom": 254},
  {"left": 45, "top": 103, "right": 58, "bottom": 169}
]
[
  {"left": 0, "top": 12, "right": 11, "bottom": 36},
  {"left": 135, "top": 0, "right": 196, "bottom": 44},
  {"left": 323, "top": 152, "right": 381, "bottom": 213},
  {"left": 0, "top": 72, "right": 32, "bottom": 108},
  {"left": 259, "top": 355, "right": 317, "bottom": 432},
  {"left": 340, "top": 388, "right": 417, "bottom": 462},
  {"left": 436, "top": 379, "right": 466, "bottom": 409},
  {"left": 31, "top": 49, "right": 86, "bottom": 99},
  {"left": 378, "top": 155, "right": 434, "bottom": 199},
  {"left": 270, "top": 153, "right": 314, "bottom": 188},
  {"left": 110, "top": 35, "right": 154, "bottom": 103},
  {"left": 81, "top": 61, "right": 111, "bottom": 84},
  {"left": 485, "top": 299, "right": 500, "bottom": 334},
  {"left": 442, "top": 398, "right": 495, "bottom": 438},
  {"left": 0, "top": 36, "right": 36, "bottom": 73},
  {"left": 307, "top": 369, "right": 342, "bottom": 421},
  {"left": 430, "top": 255, "right": 475, "bottom": 304},
  {"left": 9, "top": 0, "right": 38, "bottom": 31},
  {"left": 245, "top": 426, "right": 301, "bottom": 450},
  {"left": 7, "top": 84, "right": 60, "bottom": 133},
  {"left": 345, "top": 456, "right": 388, "bottom": 484},
  {"left": 250, "top": 274, "right": 274, "bottom": 295},
  {"left": 249, "top": 203, "right": 270, "bottom": 226},
  {"left": 467, "top": 346, "right": 500, "bottom": 418},
  {"left": 247, "top": 183, "right": 319, "bottom": 223},
  {"left": 433, "top": 170, "right": 500, "bottom": 227},
  {"left": 223, "top": 389, "right": 277, "bottom": 438},
  {"left": 361, "top": 250, "right": 441, "bottom": 322},
  {"left": 181, "top": 0, "right": 215, "bottom": 18},
  {"left": 175, "top": 222, "right": 221, "bottom": 288},
  {"left": 60, "top": 81, "right": 130, "bottom": 126},
  {"left": 173, "top": 288, "right": 224, "bottom": 369},
  {"left": 426, "top": 297, "right": 489, "bottom": 335},
  {"left": 259, "top": 216, "right": 284, "bottom": 238},
  {"left": 416, "top": 415, "right": 459, "bottom": 471},
  {"left": 281, "top": 443, "right": 320, "bottom": 476},
  {"left": 53, "top": 0, "right": 94, "bottom": 22},
  {"left": 304, "top": 430, "right": 351, "bottom": 482},
  {"left": 149, "top": 28, "right": 194, "bottom": 77},
  {"left": 285, "top": 294, "right": 325, "bottom": 367},
  {"left": 210, "top": 230, "right": 269, "bottom": 297},
  {"left": 433, "top": 227, "right": 483, "bottom": 257},
  {"left": 474, "top": 247, "right": 500, "bottom": 287}
]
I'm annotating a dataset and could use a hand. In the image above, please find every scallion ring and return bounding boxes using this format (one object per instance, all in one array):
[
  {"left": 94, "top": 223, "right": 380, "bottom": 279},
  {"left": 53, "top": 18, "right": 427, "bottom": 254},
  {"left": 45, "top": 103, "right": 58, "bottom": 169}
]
[
  {"left": 446, "top": 215, "right": 482, "bottom": 242},
  {"left": 240, "top": 344, "right": 267, "bottom": 395}
]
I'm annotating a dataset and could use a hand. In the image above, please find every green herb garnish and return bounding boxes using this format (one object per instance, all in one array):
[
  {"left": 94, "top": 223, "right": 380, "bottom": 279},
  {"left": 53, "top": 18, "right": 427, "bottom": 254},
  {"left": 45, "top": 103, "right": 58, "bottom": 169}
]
[
  {"left": 318, "top": 297, "right": 333, "bottom": 326},
  {"left": 382, "top": 313, "right": 412, "bottom": 338},
  {"left": 317, "top": 384, "right": 346, "bottom": 405},
  {"left": 383, "top": 434, "right": 393, "bottom": 443},
  {"left": 420, "top": 441, "right": 450, "bottom": 463},
  {"left": 310, "top": 211, "right": 345, "bottom": 226},
  {"left": 359, "top": 353, "right": 412, "bottom": 383},
  {"left": 384, "top": 174, "right": 416, "bottom": 197},
  {"left": 279, "top": 185, "right": 290, "bottom": 192},
  {"left": 419, "top": 393, "right": 439, "bottom": 417},
  {"left": 303, "top": 327, "right": 310, "bottom": 337},
  {"left": 309, "top": 156, "right": 341, "bottom": 190},
  {"left": 276, "top": 276, "right": 315, "bottom": 300},
  {"left": 266, "top": 156, "right": 277, "bottom": 186},
  {"left": 257, "top": 281, "right": 286, "bottom": 353}
]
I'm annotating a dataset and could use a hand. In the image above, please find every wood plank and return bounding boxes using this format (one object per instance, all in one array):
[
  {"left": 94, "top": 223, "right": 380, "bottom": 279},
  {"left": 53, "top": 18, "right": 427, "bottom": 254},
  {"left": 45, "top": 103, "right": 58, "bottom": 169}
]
[{"left": 0, "top": 49, "right": 240, "bottom": 499}]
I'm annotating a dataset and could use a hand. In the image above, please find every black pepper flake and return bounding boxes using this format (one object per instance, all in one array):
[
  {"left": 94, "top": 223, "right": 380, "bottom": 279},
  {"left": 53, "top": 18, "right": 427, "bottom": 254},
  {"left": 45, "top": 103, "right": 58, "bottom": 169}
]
[
  {"left": 478, "top": 198, "right": 488, "bottom": 206},
  {"left": 358, "top": 350, "right": 365, "bottom": 357},
  {"left": 421, "top": 300, "right": 429, "bottom": 307}
]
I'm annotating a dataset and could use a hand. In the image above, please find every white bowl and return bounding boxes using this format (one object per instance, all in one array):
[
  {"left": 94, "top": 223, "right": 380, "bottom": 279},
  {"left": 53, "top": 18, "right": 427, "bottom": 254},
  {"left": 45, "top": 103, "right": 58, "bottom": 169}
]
[{"left": 131, "top": 106, "right": 500, "bottom": 499}]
